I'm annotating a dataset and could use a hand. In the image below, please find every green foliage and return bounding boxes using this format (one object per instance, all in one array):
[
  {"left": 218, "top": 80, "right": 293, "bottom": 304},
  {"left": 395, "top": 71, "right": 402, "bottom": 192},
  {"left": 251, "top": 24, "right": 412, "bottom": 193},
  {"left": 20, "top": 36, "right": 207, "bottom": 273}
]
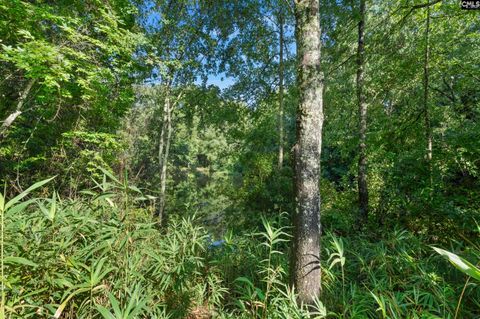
[
  {"left": 2, "top": 174, "right": 480, "bottom": 318},
  {"left": 0, "top": 0, "right": 142, "bottom": 192},
  {"left": 48, "top": 131, "right": 125, "bottom": 193},
  {"left": 0, "top": 177, "right": 213, "bottom": 318},
  {"left": 433, "top": 247, "right": 480, "bottom": 282},
  {"left": 0, "top": 1, "right": 479, "bottom": 318},
  {"left": 96, "top": 287, "right": 149, "bottom": 319},
  {"left": 321, "top": 229, "right": 480, "bottom": 318},
  {"left": 0, "top": 178, "right": 321, "bottom": 318}
]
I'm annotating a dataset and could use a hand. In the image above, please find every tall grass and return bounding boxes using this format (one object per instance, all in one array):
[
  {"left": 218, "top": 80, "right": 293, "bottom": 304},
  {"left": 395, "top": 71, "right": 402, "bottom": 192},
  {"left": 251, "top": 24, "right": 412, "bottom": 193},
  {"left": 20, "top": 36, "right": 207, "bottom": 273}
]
[
  {"left": 321, "top": 229, "right": 480, "bottom": 318},
  {"left": 0, "top": 175, "right": 212, "bottom": 318},
  {"left": 1, "top": 175, "right": 478, "bottom": 318}
]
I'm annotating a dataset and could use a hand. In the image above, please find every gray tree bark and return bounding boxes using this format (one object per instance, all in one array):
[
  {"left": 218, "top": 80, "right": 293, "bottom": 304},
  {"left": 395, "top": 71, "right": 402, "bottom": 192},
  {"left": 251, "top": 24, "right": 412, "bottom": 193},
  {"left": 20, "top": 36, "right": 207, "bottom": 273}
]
[
  {"left": 423, "top": 5, "right": 432, "bottom": 162},
  {"left": 0, "top": 79, "right": 35, "bottom": 140},
  {"left": 356, "top": 0, "right": 369, "bottom": 224},
  {"left": 292, "top": 0, "right": 324, "bottom": 306},
  {"left": 157, "top": 93, "right": 172, "bottom": 221},
  {"left": 278, "top": 13, "right": 285, "bottom": 170},
  {"left": 157, "top": 89, "right": 183, "bottom": 222}
]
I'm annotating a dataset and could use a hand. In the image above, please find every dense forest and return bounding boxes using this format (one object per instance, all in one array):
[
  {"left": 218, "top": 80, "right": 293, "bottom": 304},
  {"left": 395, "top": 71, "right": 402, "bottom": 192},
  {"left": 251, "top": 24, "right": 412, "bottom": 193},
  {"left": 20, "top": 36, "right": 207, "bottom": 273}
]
[{"left": 1, "top": 0, "right": 479, "bottom": 318}]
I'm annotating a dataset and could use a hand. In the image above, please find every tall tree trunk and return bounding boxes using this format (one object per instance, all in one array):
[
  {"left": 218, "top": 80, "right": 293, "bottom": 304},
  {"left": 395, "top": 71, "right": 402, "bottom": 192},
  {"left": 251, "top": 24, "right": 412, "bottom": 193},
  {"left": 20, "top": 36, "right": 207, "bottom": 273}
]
[
  {"left": 158, "top": 94, "right": 172, "bottom": 221},
  {"left": 356, "top": 0, "right": 369, "bottom": 224},
  {"left": 0, "top": 78, "right": 35, "bottom": 140},
  {"left": 278, "top": 13, "right": 285, "bottom": 170},
  {"left": 292, "top": 0, "right": 324, "bottom": 305},
  {"left": 423, "top": 6, "right": 432, "bottom": 162}
]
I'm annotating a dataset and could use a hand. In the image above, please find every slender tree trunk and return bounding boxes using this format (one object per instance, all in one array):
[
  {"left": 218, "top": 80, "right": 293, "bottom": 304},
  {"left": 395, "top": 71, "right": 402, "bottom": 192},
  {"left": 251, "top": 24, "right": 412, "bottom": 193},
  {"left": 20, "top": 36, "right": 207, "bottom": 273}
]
[
  {"left": 0, "top": 78, "right": 35, "bottom": 140},
  {"left": 157, "top": 86, "right": 183, "bottom": 222},
  {"left": 278, "top": 13, "right": 285, "bottom": 170},
  {"left": 158, "top": 98, "right": 167, "bottom": 170},
  {"left": 292, "top": 0, "right": 324, "bottom": 306},
  {"left": 356, "top": 0, "right": 369, "bottom": 224},
  {"left": 158, "top": 93, "right": 172, "bottom": 221},
  {"left": 423, "top": 6, "right": 432, "bottom": 162}
]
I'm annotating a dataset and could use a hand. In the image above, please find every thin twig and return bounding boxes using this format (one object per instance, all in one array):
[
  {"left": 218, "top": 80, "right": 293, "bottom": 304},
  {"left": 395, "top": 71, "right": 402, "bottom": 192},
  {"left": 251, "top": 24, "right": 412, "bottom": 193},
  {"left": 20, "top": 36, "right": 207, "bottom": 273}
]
[{"left": 455, "top": 276, "right": 471, "bottom": 319}]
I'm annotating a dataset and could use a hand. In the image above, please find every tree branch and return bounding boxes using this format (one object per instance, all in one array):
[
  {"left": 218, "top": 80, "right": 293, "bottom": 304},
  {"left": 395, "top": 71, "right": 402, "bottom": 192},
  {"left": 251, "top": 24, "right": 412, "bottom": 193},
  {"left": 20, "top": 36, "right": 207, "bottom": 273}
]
[
  {"left": 0, "top": 78, "right": 36, "bottom": 139},
  {"left": 406, "top": 0, "right": 442, "bottom": 10}
]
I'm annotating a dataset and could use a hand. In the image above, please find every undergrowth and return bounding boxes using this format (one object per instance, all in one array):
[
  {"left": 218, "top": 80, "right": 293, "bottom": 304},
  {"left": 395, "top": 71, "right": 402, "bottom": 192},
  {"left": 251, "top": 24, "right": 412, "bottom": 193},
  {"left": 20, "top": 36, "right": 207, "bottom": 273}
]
[{"left": 0, "top": 176, "right": 478, "bottom": 318}]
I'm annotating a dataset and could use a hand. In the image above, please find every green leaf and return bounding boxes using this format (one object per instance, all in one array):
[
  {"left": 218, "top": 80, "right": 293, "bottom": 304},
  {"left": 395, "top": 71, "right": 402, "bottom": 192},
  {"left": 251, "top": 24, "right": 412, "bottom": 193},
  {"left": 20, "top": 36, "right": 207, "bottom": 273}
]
[
  {"left": 255, "top": 287, "right": 265, "bottom": 301},
  {"left": 49, "top": 191, "right": 57, "bottom": 221},
  {"left": 433, "top": 247, "right": 480, "bottom": 281},
  {"left": 6, "top": 198, "right": 37, "bottom": 217},
  {"left": 97, "top": 166, "right": 120, "bottom": 184},
  {"left": 96, "top": 305, "right": 116, "bottom": 319},
  {"left": 0, "top": 192, "right": 4, "bottom": 212},
  {"left": 4, "top": 256, "right": 38, "bottom": 267},
  {"left": 108, "top": 293, "right": 122, "bottom": 318},
  {"left": 79, "top": 190, "right": 96, "bottom": 196},
  {"left": 5, "top": 176, "right": 55, "bottom": 211},
  {"left": 128, "top": 185, "right": 142, "bottom": 194},
  {"left": 53, "top": 287, "right": 90, "bottom": 318},
  {"left": 234, "top": 277, "right": 255, "bottom": 288}
]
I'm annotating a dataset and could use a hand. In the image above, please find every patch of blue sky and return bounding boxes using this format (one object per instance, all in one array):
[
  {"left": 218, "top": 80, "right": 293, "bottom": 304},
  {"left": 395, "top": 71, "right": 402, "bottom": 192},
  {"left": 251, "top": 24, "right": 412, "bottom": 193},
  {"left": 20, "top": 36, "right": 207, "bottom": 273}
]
[{"left": 196, "top": 72, "right": 235, "bottom": 90}]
